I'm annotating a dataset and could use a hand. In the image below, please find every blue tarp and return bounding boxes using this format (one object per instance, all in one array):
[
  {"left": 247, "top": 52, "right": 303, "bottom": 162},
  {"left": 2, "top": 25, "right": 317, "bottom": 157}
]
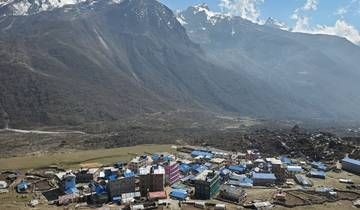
[
  {"left": 64, "top": 175, "right": 78, "bottom": 194},
  {"left": 16, "top": 181, "right": 28, "bottom": 192},
  {"left": 180, "top": 164, "right": 191, "bottom": 173},
  {"left": 170, "top": 190, "right": 187, "bottom": 200}
]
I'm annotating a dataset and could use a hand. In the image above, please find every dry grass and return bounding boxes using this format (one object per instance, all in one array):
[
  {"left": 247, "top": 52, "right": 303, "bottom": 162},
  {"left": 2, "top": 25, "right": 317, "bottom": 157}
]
[
  {"left": 274, "top": 200, "right": 354, "bottom": 210},
  {"left": 0, "top": 144, "right": 175, "bottom": 170}
]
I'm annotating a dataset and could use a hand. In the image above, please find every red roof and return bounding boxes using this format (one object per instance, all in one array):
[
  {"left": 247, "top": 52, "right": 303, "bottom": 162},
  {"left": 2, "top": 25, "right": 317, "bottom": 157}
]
[{"left": 148, "top": 191, "right": 167, "bottom": 199}]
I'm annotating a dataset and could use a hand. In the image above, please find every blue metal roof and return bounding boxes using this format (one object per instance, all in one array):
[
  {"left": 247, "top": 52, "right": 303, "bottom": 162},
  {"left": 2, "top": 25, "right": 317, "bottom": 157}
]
[
  {"left": 112, "top": 196, "right": 121, "bottom": 203},
  {"left": 114, "top": 162, "right": 125, "bottom": 169},
  {"left": 191, "top": 150, "right": 213, "bottom": 159},
  {"left": 170, "top": 190, "right": 187, "bottom": 200},
  {"left": 311, "top": 161, "right": 327, "bottom": 171},
  {"left": 204, "top": 162, "right": 212, "bottom": 168},
  {"left": 192, "top": 164, "right": 207, "bottom": 172},
  {"left": 192, "top": 165, "right": 207, "bottom": 174},
  {"left": 106, "top": 174, "right": 118, "bottom": 181},
  {"left": 152, "top": 154, "right": 160, "bottom": 161},
  {"left": 228, "top": 165, "right": 245, "bottom": 173},
  {"left": 287, "top": 166, "right": 303, "bottom": 173},
  {"left": 280, "top": 156, "right": 292, "bottom": 165},
  {"left": 228, "top": 176, "right": 253, "bottom": 187},
  {"left": 124, "top": 171, "right": 135, "bottom": 177},
  {"left": 220, "top": 168, "right": 231, "bottom": 177},
  {"left": 180, "top": 164, "right": 191, "bottom": 173},
  {"left": 89, "top": 181, "right": 106, "bottom": 194},
  {"left": 241, "top": 177, "right": 253, "bottom": 184},
  {"left": 163, "top": 156, "right": 173, "bottom": 162},
  {"left": 180, "top": 175, "right": 194, "bottom": 182},
  {"left": 342, "top": 157, "right": 360, "bottom": 166},
  {"left": 310, "top": 170, "right": 326, "bottom": 177},
  {"left": 252, "top": 173, "right": 276, "bottom": 180}
]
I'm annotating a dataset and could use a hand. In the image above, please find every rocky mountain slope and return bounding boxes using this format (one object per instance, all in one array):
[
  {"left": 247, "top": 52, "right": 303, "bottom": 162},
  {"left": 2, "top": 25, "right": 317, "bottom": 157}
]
[
  {"left": 1, "top": 0, "right": 360, "bottom": 128},
  {"left": 179, "top": 4, "right": 360, "bottom": 121},
  {"left": 0, "top": 0, "right": 86, "bottom": 16},
  {"left": 0, "top": 0, "right": 295, "bottom": 127}
]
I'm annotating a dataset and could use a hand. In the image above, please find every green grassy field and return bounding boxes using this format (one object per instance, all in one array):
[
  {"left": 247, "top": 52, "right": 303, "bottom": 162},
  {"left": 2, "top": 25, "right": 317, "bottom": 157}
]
[{"left": 0, "top": 144, "right": 175, "bottom": 170}]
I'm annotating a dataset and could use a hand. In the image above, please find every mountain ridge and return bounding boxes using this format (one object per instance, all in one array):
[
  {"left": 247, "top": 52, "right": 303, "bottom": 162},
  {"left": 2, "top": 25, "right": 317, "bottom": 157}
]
[{"left": 1, "top": 0, "right": 360, "bottom": 128}]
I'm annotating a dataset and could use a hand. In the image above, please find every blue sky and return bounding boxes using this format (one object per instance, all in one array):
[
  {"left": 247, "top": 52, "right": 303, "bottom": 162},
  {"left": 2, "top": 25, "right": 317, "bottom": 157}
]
[{"left": 160, "top": 0, "right": 360, "bottom": 45}]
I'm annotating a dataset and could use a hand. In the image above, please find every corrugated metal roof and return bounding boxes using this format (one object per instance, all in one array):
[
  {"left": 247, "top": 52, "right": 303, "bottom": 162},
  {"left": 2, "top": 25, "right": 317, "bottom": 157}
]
[
  {"left": 228, "top": 165, "right": 245, "bottom": 173},
  {"left": 124, "top": 171, "right": 135, "bottom": 177},
  {"left": 191, "top": 150, "right": 213, "bottom": 159},
  {"left": 311, "top": 161, "right": 327, "bottom": 170},
  {"left": 342, "top": 157, "right": 360, "bottom": 166},
  {"left": 170, "top": 190, "right": 187, "bottom": 200},
  {"left": 295, "top": 174, "right": 312, "bottom": 186},
  {"left": 148, "top": 191, "right": 167, "bottom": 199},
  {"left": 252, "top": 173, "right": 276, "bottom": 180},
  {"left": 310, "top": 170, "right": 326, "bottom": 177},
  {"left": 180, "top": 164, "right": 191, "bottom": 173},
  {"left": 287, "top": 166, "right": 303, "bottom": 172},
  {"left": 280, "top": 156, "right": 292, "bottom": 165}
]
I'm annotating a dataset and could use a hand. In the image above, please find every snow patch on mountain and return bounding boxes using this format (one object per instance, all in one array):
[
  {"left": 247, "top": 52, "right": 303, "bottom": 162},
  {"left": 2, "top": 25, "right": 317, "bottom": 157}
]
[
  {"left": 0, "top": 0, "right": 119, "bottom": 16},
  {"left": 191, "top": 4, "right": 230, "bottom": 26},
  {"left": 264, "top": 17, "right": 289, "bottom": 31},
  {"left": 10, "top": 0, "right": 31, "bottom": 15},
  {"left": 175, "top": 13, "right": 187, "bottom": 26}
]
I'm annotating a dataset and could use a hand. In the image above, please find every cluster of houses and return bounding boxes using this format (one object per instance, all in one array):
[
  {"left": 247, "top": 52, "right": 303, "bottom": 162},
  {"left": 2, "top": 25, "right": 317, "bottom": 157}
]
[{"left": 1, "top": 146, "right": 360, "bottom": 209}]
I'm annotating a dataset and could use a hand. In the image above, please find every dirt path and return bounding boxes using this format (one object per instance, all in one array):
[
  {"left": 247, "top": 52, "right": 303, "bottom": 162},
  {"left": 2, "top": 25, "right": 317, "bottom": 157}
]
[{"left": 0, "top": 128, "right": 86, "bottom": 135}]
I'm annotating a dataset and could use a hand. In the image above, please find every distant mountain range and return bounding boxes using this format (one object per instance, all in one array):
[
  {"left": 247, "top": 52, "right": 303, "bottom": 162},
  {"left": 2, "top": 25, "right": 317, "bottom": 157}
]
[{"left": 0, "top": 0, "right": 360, "bottom": 127}]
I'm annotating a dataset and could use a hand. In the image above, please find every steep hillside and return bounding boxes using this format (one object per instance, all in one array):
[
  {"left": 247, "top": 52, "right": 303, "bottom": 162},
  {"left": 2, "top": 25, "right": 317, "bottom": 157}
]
[
  {"left": 179, "top": 4, "right": 360, "bottom": 121},
  {"left": 1, "top": 0, "right": 360, "bottom": 128},
  {"left": 0, "top": 0, "right": 295, "bottom": 127}
]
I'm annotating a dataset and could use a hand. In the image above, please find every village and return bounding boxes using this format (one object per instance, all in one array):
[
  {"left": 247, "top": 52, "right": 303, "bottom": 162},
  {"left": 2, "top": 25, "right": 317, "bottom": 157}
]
[{"left": 1, "top": 143, "right": 360, "bottom": 210}]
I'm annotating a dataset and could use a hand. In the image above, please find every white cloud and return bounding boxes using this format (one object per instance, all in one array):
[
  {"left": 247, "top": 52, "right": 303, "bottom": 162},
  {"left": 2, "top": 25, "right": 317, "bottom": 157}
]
[
  {"left": 217, "top": 0, "right": 360, "bottom": 45},
  {"left": 316, "top": 20, "right": 360, "bottom": 45},
  {"left": 289, "top": 0, "right": 360, "bottom": 45},
  {"left": 292, "top": 16, "right": 310, "bottom": 32},
  {"left": 218, "top": 0, "right": 264, "bottom": 23},
  {"left": 303, "top": 0, "right": 318, "bottom": 11},
  {"left": 292, "top": 19, "right": 360, "bottom": 45},
  {"left": 335, "top": 7, "right": 347, "bottom": 17}
]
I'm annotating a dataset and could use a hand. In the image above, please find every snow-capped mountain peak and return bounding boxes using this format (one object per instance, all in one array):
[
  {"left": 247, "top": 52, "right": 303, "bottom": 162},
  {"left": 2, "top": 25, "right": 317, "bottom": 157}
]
[
  {"left": 188, "top": 4, "right": 229, "bottom": 26},
  {"left": 0, "top": 0, "right": 90, "bottom": 16},
  {"left": 264, "top": 17, "right": 289, "bottom": 31},
  {"left": 0, "top": 0, "right": 126, "bottom": 16}
]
